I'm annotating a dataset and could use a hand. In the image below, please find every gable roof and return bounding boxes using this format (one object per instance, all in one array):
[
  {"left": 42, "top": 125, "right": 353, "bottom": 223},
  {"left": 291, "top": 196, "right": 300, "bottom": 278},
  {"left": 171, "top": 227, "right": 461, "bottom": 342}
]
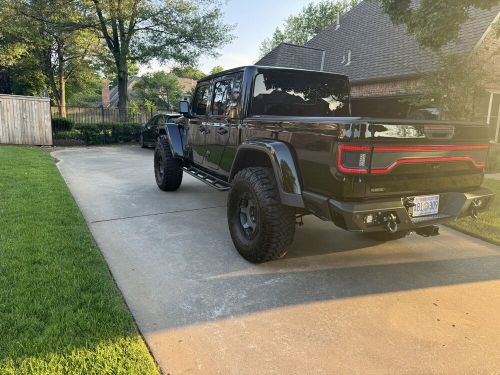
[
  {"left": 257, "top": 0, "right": 500, "bottom": 83},
  {"left": 257, "top": 43, "right": 325, "bottom": 71}
]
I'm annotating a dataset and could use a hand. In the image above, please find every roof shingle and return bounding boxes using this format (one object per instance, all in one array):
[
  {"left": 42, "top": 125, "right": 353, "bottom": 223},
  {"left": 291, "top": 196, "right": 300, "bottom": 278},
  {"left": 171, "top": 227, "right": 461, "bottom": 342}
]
[{"left": 258, "top": 0, "right": 500, "bottom": 83}]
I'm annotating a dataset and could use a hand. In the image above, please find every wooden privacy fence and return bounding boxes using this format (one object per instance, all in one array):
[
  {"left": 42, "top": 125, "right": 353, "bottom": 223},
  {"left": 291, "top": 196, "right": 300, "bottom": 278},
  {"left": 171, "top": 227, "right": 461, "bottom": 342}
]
[{"left": 0, "top": 94, "right": 52, "bottom": 145}]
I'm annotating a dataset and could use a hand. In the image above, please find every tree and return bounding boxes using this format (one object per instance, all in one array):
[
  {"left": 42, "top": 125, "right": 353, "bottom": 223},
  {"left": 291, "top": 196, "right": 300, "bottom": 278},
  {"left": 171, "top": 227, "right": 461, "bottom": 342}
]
[
  {"left": 132, "top": 71, "right": 183, "bottom": 110},
  {"left": 405, "top": 53, "right": 489, "bottom": 121},
  {"left": 209, "top": 65, "right": 224, "bottom": 75},
  {"left": 379, "top": 0, "right": 500, "bottom": 50},
  {"left": 171, "top": 66, "right": 206, "bottom": 80},
  {"left": 1, "top": 0, "right": 101, "bottom": 116},
  {"left": 88, "top": 0, "right": 233, "bottom": 118},
  {"left": 259, "top": 0, "right": 359, "bottom": 56}
]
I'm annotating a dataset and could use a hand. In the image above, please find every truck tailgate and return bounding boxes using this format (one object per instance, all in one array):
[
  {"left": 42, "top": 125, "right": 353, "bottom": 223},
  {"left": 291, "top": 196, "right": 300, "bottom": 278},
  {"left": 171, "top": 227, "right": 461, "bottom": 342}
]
[{"left": 362, "top": 121, "right": 491, "bottom": 198}]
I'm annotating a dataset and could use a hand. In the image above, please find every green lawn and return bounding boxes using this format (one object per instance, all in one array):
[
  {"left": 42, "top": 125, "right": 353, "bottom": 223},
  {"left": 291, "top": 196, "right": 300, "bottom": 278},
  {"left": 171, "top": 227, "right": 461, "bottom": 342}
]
[
  {"left": 0, "top": 147, "right": 159, "bottom": 374},
  {"left": 447, "top": 178, "right": 500, "bottom": 246}
]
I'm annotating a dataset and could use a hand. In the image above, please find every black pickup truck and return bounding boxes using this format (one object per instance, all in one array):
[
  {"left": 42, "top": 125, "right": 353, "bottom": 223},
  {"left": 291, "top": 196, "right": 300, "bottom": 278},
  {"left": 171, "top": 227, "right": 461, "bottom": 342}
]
[{"left": 154, "top": 66, "right": 494, "bottom": 263}]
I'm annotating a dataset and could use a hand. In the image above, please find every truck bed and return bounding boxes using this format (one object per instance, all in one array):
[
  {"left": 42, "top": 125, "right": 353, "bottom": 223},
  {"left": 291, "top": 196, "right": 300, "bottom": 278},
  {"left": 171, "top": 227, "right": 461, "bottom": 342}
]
[{"left": 243, "top": 116, "right": 491, "bottom": 200}]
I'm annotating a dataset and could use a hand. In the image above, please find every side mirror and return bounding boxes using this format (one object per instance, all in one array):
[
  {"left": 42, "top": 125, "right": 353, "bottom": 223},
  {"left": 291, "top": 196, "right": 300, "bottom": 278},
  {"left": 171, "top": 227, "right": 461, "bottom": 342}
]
[{"left": 179, "top": 100, "right": 190, "bottom": 116}]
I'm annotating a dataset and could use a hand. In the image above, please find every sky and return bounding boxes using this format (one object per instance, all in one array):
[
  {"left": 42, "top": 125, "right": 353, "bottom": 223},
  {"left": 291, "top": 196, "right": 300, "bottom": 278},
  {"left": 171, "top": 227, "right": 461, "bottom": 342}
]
[{"left": 142, "top": 0, "right": 319, "bottom": 75}]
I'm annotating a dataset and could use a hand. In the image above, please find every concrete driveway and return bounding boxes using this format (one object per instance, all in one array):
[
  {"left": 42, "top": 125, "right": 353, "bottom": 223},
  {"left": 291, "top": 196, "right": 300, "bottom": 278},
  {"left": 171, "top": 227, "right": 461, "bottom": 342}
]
[{"left": 53, "top": 145, "right": 500, "bottom": 375}]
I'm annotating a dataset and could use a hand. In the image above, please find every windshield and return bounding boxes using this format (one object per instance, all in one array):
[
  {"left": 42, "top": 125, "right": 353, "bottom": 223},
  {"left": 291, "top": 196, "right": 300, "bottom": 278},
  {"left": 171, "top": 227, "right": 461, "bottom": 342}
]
[{"left": 251, "top": 71, "right": 350, "bottom": 117}]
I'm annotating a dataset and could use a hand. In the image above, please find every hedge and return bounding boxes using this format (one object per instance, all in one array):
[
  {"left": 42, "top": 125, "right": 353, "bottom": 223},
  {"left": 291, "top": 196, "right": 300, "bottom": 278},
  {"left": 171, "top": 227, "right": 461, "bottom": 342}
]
[
  {"left": 53, "top": 122, "right": 141, "bottom": 145},
  {"left": 487, "top": 143, "right": 500, "bottom": 173},
  {"left": 52, "top": 117, "right": 75, "bottom": 132}
]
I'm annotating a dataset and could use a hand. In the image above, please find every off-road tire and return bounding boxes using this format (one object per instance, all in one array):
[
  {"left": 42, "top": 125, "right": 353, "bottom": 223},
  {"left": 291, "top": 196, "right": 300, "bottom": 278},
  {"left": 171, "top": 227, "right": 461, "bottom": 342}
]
[
  {"left": 365, "top": 230, "right": 409, "bottom": 242},
  {"left": 154, "top": 136, "right": 183, "bottom": 191},
  {"left": 228, "top": 167, "right": 295, "bottom": 263}
]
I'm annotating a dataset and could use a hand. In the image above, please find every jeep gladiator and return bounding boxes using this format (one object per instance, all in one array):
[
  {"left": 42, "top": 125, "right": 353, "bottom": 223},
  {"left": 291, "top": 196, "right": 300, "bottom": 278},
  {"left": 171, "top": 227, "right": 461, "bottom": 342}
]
[{"left": 154, "top": 66, "right": 494, "bottom": 263}]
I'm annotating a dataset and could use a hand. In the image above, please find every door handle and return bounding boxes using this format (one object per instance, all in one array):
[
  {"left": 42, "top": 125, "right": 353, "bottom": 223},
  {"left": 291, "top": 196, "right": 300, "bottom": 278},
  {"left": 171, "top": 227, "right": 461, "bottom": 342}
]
[{"left": 217, "top": 127, "right": 228, "bottom": 135}]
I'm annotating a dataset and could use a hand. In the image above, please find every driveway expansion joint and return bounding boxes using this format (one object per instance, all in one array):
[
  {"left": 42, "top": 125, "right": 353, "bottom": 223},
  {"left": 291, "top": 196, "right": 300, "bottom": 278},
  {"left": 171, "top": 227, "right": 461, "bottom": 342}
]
[{"left": 90, "top": 205, "right": 228, "bottom": 224}]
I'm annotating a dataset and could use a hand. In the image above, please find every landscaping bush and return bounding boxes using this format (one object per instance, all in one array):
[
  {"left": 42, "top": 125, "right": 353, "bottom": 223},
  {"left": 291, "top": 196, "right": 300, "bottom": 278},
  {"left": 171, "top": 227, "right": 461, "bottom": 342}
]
[
  {"left": 487, "top": 143, "right": 500, "bottom": 173},
  {"left": 52, "top": 117, "right": 74, "bottom": 132},
  {"left": 53, "top": 122, "right": 141, "bottom": 146}
]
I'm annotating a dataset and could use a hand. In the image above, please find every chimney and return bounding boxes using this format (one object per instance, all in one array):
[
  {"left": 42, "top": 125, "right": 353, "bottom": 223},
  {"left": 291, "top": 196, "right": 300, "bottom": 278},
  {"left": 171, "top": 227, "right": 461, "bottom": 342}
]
[{"left": 101, "top": 79, "right": 110, "bottom": 108}]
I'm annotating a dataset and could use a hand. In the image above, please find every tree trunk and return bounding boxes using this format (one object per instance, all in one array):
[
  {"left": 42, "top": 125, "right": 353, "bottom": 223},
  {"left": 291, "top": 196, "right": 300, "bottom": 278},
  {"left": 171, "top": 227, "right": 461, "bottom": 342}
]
[
  {"left": 56, "top": 39, "right": 67, "bottom": 118},
  {"left": 59, "top": 78, "right": 66, "bottom": 118},
  {"left": 117, "top": 58, "right": 129, "bottom": 122}
]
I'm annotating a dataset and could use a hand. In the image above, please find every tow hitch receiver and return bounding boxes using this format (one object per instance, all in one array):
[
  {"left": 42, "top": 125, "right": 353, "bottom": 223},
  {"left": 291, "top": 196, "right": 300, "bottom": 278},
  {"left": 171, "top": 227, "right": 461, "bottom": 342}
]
[{"left": 415, "top": 226, "right": 440, "bottom": 237}]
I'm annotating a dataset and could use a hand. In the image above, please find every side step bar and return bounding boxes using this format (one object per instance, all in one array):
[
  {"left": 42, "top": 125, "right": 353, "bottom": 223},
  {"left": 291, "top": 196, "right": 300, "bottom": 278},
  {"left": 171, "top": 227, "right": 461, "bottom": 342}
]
[{"left": 183, "top": 166, "right": 231, "bottom": 191}]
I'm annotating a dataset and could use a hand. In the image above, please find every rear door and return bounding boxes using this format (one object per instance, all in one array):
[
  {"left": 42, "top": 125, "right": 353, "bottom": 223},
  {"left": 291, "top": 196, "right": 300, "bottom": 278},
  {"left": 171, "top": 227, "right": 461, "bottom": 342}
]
[{"left": 187, "top": 83, "right": 211, "bottom": 165}]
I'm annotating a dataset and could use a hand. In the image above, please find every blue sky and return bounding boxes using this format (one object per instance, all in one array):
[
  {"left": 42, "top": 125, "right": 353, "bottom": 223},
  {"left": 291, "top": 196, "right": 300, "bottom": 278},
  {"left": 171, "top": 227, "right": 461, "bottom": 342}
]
[
  {"left": 197, "top": 0, "right": 318, "bottom": 72},
  {"left": 143, "top": 0, "right": 319, "bottom": 74}
]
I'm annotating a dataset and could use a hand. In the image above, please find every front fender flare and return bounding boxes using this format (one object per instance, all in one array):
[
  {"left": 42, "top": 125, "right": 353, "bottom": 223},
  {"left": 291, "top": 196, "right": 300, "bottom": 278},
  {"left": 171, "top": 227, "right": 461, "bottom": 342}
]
[
  {"left": 230, "top": 139, "right": 304, "bottom": 208},
  {"left": 158, "top": 124, "right": 185, "bottom": 159}
]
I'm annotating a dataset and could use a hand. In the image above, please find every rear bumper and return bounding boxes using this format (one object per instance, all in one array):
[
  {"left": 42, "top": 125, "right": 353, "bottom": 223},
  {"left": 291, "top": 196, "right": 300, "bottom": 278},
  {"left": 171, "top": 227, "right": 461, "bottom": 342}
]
[{"left": 304, "top": 188, "right": 494, "bottom": 232}]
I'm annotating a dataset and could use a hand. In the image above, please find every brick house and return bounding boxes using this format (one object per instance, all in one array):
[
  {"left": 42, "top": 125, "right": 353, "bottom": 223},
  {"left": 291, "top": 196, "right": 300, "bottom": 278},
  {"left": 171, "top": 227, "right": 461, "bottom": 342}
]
[{"left": 257, "top": 0, "right": 500, "bottom": 141}]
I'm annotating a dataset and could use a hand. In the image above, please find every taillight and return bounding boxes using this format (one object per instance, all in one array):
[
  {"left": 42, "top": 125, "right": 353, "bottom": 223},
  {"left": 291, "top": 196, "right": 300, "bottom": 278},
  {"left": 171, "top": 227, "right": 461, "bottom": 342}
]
[{"left": 338, "top": 145, "right": 371, "bottom": 174}]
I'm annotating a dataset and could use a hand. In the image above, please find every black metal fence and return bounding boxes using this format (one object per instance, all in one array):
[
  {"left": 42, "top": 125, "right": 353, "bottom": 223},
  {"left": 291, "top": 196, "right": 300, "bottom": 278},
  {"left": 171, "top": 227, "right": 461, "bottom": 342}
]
[{"left": 51, "top": 106, "right": 164, "bottom": 125}]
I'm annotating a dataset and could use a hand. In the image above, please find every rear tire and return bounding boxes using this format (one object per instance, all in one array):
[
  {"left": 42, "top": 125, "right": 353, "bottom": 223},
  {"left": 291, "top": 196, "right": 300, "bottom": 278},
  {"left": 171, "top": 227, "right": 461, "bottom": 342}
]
[
  {"left": 228, "top": 167, "right": 295, "bottom": 263},
  {"left": 154, "top": 136, "right": 183, "bottom": 191},
  {"left": 365, "top": 231, "right": 409, "bottom": 242}
]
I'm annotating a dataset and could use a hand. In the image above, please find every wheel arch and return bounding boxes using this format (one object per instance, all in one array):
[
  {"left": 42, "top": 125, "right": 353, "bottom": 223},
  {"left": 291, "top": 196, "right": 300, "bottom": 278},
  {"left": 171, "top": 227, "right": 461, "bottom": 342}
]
[
  {"left": 229, "top": 139, "right": 304, "bottom": 208},
  {"left": 157, "top": 124, "right": 185, "bottom": 158}
]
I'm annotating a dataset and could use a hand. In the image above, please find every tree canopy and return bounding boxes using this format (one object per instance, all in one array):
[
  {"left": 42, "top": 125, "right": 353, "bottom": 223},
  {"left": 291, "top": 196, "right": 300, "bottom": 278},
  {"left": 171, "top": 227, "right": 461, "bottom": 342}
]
[
  {"left": 132, "top": 71, "right": 182, "bottom": 111},
  {"left": 404, "top": 53, "right": 489, "bottom": 121},
  {"left": 0, "top": 0, "right": 101, "bottom": 116},
  {"left": 259, "top": 0, "right": 359, "bottom": 57},
  {"left": 89, "top": 0, "right": 233, "bottom": 115},
  {"left": 209, "top": 65, "right": 224, "bottom": 75},
  {"left": 1, "top": 0, "right": 233, "bottom": 117},
  {"left": 171, "top": 66, "right": 206, "bottom": 80},
  {"left": 379, "top": 0, "right": 500, "bottom": 50}
]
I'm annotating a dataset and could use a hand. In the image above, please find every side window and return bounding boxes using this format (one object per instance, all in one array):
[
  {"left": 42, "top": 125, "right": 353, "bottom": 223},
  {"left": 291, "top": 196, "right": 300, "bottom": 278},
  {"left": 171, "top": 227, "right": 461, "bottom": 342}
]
[
  {"left": 193, "top": 85, "right": 210, "bottom": 116},
  {"left": 212, "top": 80, "right": 232, "bottom": 116}
]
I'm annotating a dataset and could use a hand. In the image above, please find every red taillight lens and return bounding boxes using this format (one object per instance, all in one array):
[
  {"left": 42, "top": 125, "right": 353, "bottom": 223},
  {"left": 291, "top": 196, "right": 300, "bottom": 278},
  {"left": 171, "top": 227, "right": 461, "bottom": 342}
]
[{"left": 338, "top": 145, "right": 371, "bottom": 174}]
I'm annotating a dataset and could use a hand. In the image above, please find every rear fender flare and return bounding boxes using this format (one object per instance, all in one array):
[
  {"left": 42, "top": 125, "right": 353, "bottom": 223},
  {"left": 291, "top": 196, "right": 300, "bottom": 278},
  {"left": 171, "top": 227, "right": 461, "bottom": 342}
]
[
  {"left": 158, "top": 124, "right": 185, "bottom": 158},
  {"left": 230, "top": 139, "right": 304, "bottom": 208}
]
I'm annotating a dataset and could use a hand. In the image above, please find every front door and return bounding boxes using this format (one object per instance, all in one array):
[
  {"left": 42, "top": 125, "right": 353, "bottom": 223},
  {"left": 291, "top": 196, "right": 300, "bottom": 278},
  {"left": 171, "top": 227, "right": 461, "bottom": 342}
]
[
  {"left": 187, "top": 83, "right": 211, "bottom": 165},
  {"left": 205, "top": 73, "right": 243, "bottom": 174}
]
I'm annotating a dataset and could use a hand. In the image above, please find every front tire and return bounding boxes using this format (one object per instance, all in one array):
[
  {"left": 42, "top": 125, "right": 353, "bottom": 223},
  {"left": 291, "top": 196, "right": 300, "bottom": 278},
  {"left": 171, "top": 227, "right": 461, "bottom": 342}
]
[
  {"left": 228, "top": 167, "right": 295, "bottom": 263},
  {"left": 154, "top": 136, "right": 183, "bottom": 191}
]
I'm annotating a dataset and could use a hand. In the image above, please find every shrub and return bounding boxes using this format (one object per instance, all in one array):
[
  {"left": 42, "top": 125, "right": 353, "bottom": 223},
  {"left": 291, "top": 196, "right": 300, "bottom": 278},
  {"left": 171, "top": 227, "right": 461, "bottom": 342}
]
[
  {"left": 52, "top": 117, "right": 75, "bottom": 132},
  {"left": 487, "top": 144, "right": 500, "bottom": 173},
  {"left": 53, "top": 122, "right": 141, "bottom": 145}
]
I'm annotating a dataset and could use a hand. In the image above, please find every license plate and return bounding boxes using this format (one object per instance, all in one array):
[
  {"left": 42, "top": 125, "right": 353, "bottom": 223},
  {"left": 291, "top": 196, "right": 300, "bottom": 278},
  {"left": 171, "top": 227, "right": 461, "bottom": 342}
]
[{"left": 411, "top": 195, "right": 440, "bottom": 217}]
